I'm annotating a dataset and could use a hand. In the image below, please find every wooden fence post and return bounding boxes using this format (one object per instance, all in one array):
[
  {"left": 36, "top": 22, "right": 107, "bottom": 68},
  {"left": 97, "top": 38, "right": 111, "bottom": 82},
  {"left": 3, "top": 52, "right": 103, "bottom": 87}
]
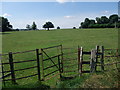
[
  {"left": 90, "top": 49, "right": 95, "bottom": 73},
  {"left": 101, "top": 46, "right": 104, "bottom": 71},
  {"left": 9, "top": 52, "right": 17, "bottom": 84},
  {"left": 78, "top": 46, "right": 80, "bottom": 76},
  {"left": 36, "top": 49, "right": 41, "bottom": 81},
  {"left": 95, "top": 46, "right": 99, "bottom": 72},
  {"left": 80, "top": 47, "right": 83, "bottom": 76},
  {"left": 58, "top": 55, "right": 62, "bottom": 78}
]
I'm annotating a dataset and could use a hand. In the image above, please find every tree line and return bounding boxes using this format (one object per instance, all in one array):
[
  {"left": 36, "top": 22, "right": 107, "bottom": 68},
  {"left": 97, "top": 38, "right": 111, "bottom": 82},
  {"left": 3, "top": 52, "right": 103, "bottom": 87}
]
[
  {"left": 0, "top": 14, "right": 120, "bottom": 32},
  {"left": 80, "top": 14, "right": 120, "bottom": 28}
]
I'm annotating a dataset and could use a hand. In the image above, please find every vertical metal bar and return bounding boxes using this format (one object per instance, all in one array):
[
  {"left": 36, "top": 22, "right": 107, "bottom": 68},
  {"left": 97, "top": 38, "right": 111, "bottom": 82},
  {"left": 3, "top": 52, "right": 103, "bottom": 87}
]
[
  {"left": 36, "top": 49, "right": 41, "bottom": 81},
  {"left": 41, "top": 49, "right": 45, "bottom": 81},
  {"left": 8, "top": 52, "right": 17, "bottom": 84}
]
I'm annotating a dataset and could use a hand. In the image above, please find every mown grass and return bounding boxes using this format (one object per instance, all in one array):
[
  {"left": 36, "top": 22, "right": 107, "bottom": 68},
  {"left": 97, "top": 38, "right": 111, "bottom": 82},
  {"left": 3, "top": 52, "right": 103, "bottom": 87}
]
[{"left": 1, "top": 28, "right": 119, "bottom": 88}]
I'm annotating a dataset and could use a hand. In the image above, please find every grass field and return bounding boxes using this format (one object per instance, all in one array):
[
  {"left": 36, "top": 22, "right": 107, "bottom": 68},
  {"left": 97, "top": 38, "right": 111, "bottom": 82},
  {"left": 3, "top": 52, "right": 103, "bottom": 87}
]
[
  {"left": 2, "top": 28, "right": 118, "bottom": 53},
  {"left": 1, "top": 28, "right": 119, "bottom": 88}
]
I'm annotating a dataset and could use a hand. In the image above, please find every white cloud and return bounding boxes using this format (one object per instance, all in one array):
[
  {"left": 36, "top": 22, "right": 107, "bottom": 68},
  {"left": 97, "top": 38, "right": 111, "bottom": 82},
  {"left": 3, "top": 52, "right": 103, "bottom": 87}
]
[
  {"left": 64, "top": 15, "right": 75, "bottom": 19},
  {"left": 56, "top": 0, "right": 68, "bottom": 3},
  {"left": 101, "top": 10, "right": 110, "bottom": 14},
  {"left": 3, "top": 13, "right": 11, "bottom": 17}
]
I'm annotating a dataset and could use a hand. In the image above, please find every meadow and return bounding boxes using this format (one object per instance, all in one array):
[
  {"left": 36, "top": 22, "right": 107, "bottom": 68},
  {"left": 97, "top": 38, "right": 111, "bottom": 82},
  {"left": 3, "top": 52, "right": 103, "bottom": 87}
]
[
  {"left": 1, "top": 28, "right": 119, "bottom": 88},
  {"left": 2, "top": 28, "right": 118, "bottom": 53}
]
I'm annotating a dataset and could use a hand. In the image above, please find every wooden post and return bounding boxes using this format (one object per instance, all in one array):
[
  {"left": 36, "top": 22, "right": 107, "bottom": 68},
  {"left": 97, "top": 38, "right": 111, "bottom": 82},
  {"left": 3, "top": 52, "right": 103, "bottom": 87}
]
[
  {"left": 80, "top": 47, "right": 83, "bottom": 76},
  {"left": 41, "top": 49, "right": 45, "bottom": 81},
  {"left": 60, "top": 45, "right": 64, "bottom": 73},
  {"left": 101, "top": 46, "right": 104, "bottom": 71},
  {"left": 90, "top": 49, "right": 96, "bottom": 73},
  {"left": 9, "top": 52, "right": 17, "bottom": 84},
  {"left": 58, "top": 55, "right": 62, "bottom": 78},
  {"left": 95, "top": 46, "right": 99, "bottom": 72},
  {"left": 36, "top": 49, "right": 41, "bottom": 81},
  {"left": 78, "top": 46, "right": 80, "bottom": 76}
]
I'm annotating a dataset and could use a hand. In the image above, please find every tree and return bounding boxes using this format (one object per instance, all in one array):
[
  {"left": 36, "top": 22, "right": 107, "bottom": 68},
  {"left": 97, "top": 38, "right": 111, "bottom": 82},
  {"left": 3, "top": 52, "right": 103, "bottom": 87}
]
[
  {"left": 43, "top": 21, "right": 54, "bottom": 30},
  {"left": 26, "top": 24, "right": 31, "bottom": 30},
  {"left": 109, "top": 14, "right": 118, "bottom": 24},
  {"left": 31, "top": 22, "right": 37, "bottom": 30},
  {"left": 73, "top": 27, "right": 76, "bottom": 29},
  {"left": 96, "top": 17, "right": 102, "bottom": 24},
  {"left": 101, "top": 16, "right": 109, "bottom": 24},
  {"left": 0, "top": 17, "right": 13, "bottom": 32},
  {"left": 57, "top": 26, "right": 60, "bottom": 29}
]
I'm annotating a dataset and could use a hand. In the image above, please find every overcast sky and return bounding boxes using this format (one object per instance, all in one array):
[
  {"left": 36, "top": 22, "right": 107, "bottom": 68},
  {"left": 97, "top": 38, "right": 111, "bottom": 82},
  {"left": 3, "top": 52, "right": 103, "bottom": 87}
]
[{"left": 1, "top": 0, "right": 119, "bottom": 29}]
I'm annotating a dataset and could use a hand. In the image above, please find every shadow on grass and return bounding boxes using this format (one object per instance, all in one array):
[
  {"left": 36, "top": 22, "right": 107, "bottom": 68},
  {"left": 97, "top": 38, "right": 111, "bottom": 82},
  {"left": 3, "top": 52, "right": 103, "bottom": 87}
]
[
  {"left": 2, "top": 81, "right": 50, "bottom": 90},
  {"left": 0, "top": 32, "right": 11, "bottom": 35}
]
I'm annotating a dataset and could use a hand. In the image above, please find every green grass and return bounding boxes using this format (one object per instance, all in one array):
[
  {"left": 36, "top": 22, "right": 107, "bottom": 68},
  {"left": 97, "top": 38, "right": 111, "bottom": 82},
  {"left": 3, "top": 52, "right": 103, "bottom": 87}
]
[
  {"left": 1, "top": 28, "right": 119, "bottom": 88},
  {"left": 2, "top": 28, "right": 118, "bottom": 53}
]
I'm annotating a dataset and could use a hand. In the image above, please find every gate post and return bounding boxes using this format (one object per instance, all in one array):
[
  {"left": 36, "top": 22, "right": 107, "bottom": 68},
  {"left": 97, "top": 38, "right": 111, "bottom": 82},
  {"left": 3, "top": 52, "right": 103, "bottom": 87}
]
[
  {"left": 36, "top": 49, "right": 41, "bottom": 81},
  {"left": 9, "top": 52, "right": 17, "bottom": 84},
  {"left": 80, "top": 47, "right": 83, "bottom": 76},
  {"left": 100, "top": 46, "right": 104, "bottom": 71},
  {"left": 95, "top": 46, "right": 99, "bottom": 72},
  {"left": 90, "top": 49, "right": 96, "bottom": 73},
  {"left": 78, "top": 46, "right": 80, "bottom": 76}
]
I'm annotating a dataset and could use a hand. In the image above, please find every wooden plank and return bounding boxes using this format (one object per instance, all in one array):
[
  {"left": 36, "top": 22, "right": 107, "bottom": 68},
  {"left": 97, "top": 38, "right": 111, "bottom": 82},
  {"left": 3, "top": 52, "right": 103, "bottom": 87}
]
[
  {"left": 95, "top": 45, "right": 99, "bottom": 71},
  {"left": 9, "top": 52, "right": 17, "bottom": 84},
  {"left": 83, "top": 52, "right": 91, "bottom": 55},
  {"left": 82, "top": 71, "right": 90, "bottom": 73},
  {"left": 90, "top": 49, "right": 96, "bottom": 73},
  {"left": 82, "top": 61, "right": 90, "bottom": 64}
]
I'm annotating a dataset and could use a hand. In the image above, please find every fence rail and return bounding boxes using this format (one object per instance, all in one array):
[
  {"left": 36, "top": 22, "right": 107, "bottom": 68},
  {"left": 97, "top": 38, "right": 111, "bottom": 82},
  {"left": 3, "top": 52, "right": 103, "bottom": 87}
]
[{"left": 0, "top": 45, "right": 119, "bottom": 86}]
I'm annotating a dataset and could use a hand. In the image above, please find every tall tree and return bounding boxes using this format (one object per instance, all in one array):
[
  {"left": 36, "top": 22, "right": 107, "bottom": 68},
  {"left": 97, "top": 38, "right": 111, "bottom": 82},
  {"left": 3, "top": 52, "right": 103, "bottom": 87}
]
[
  {"left": 101, "top": 16, "right": 109, "bottom": 24},
  {"left": 31, "top": 22, "right": 37, "bottom": 30},
  {"left": 43, "top": 22, "right": 54, "bottom": 30},
  {"left": 0, "top": 17, "right": 13, "bottom": 32}
]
